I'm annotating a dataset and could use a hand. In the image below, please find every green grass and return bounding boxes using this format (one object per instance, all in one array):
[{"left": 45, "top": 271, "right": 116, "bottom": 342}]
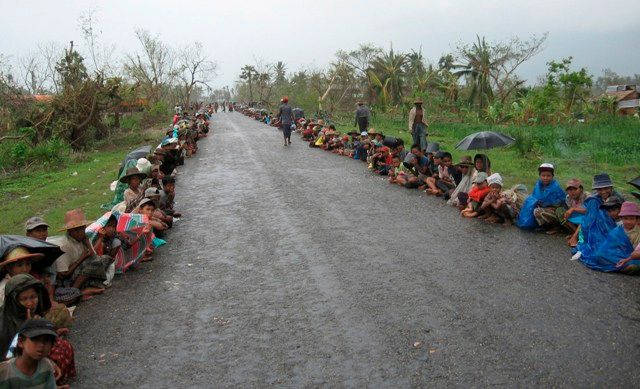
[
  {"left": 331, "top": 113, "right": 640, "bottom": 193},
  {"left": 0, "top": 128, "right": 165, "bottom": 235}
]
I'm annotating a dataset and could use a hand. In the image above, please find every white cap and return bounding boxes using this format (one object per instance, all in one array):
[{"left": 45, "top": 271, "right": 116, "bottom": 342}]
[
  {"left": 487, "top": 173, "right": 503, "bottom": 187},
  {"left": 361, "top": 131, "right": 368, "bottom": 136},
  {"left": 539, "top": 163, "right": 554, "bottom": 170}
]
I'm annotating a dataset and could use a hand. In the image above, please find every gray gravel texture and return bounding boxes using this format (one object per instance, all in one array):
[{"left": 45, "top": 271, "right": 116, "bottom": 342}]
[{"left": 71, "top": 112, "right": 640, "bottom": 388}]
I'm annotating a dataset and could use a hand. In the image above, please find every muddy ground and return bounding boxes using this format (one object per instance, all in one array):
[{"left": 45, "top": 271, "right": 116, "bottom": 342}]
[{"left": 71, "top": 112, "right": 640, "bottom": 387}]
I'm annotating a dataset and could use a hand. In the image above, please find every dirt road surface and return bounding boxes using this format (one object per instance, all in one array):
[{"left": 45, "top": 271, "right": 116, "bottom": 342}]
[{"left": 72, "top": 112, "right": 640, "bottom": 387}]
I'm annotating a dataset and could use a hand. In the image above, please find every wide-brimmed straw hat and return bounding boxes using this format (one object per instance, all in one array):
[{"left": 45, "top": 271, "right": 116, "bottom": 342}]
[
  {"left": 59, "top": 209, "right": 91, "bottom": 231},
  {"left": 414, "top": 98, "right": 423, "bottom": 104},
  {"left": 0, "top": 247, "right": 45, "bottom": 269},
  {"left": 619, "top": 201, "right": 640, "bottom": 217},
  {"left": 119, "top": 167, "right": 147, "bottom": 184},
  {"left": 456, "top": 156, "right": 474, "bottom": 167}
]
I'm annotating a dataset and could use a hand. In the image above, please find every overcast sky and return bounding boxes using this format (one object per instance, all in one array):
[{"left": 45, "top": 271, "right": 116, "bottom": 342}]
[{"left": 1, "top": 0, "right": 639, "bottom": 90}]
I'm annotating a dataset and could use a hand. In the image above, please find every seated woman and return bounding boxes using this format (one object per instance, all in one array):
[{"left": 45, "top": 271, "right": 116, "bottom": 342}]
[
  {"left": 447, "top": 156, "right": 475, "bottom": 209},
  {"left": 572, "top": 173, "right": 625, "bottom": 263},
  {"left": 0, "top": 274, "right": 76, "bottom": 384},
  {"left": 516, "top": 163, "right": 566, "bottom": 231},
  {"left": 579, "top": 202, "right": 640, "bottom": 274}
]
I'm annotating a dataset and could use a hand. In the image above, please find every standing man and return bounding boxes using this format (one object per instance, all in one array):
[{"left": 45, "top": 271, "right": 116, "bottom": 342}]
[
  {"left": 354, "top": 101, "right": 371, "bottom": 133},
  {"left": 277, "top": 96, "right": 294, "bottom": 146},
  {"left": 408, "top": 98, "right": 428, "bottom": 152}
]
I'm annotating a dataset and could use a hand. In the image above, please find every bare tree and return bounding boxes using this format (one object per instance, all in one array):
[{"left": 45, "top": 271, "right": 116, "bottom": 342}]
[
  {"left": 177, "top": 42, "right": 217, "bottom": 107},
  {"left": 79, "top": 9, "right": 118, "bottom": 77},
  {"left": 38, "top": 42, "right": 64, "bottom": 93},
  {"left": 124, "top": 29, "right": 177, "bottom": 103},
  {"left": 17, "top": 53, "right": 49, "bottom": 94}
]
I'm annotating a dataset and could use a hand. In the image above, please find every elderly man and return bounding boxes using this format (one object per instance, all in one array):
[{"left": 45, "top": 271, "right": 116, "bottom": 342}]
[
  {"left": 354, "top": 101, "right": 371, "bottom": 133},
  {"left": 408, "top": 98, "right": 428, "bottom": 152}
]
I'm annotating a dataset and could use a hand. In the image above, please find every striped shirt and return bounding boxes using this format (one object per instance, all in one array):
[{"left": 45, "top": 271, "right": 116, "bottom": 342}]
[{"left": 0, "top": 358, "right": 56, "bottom": 389}]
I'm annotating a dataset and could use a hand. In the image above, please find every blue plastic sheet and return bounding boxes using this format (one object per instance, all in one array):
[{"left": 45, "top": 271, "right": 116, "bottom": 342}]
[
  {"left": 516, "top": 179, "right": 566, "bottom": 229},
  {"left": 580, "top": 225, "right": 639, "bottom": 273},
  {"left": 576, "top": 195, "right": 617, "bottom": 261}
]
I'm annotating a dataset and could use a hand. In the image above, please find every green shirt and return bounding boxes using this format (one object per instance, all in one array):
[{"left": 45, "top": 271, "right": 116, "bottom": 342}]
[{"left": 0, "top": 358, "right": 56, "bottom": 389}]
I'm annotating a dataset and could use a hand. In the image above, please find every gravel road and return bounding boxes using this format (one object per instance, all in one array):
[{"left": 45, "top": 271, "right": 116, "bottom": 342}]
[{"left": 71, "top": 112, "right": 640, "bottom": 388}]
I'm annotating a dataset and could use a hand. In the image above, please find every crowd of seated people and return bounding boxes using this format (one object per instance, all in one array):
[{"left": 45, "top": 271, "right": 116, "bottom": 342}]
[
  {"left": 241, "top": 109, "right": 640, "bottom": 277},
  {"left": 0, "top": 109, "right": 213, "bottom": 386}
]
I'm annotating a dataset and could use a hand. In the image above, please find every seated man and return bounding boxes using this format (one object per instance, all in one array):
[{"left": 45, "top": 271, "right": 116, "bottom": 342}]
[{"left": 47, "top": 209, "right": 113, "bottom": 300}]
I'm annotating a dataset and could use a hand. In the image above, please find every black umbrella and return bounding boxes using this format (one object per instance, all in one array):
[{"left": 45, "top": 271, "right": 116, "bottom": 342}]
[
  {"left": 118, "top": 145, "right": 152, "bottom": 176},
  {"left": 0, "top": 235, "right": 63, "bottom": 270},
  {"left": 455, "top": 131, "right": 516, "bottom": 151},
  {"left": 628, "top": 176, "right": 640, "bottom": 191}
]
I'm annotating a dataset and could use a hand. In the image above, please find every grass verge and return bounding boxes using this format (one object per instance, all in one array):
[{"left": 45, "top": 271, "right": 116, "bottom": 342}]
[
  {"left": 331, "top": 113, "right": 639, "bottom": 193},
  {"left": 0, "top": 127, "right": 165, "bottom": 235}
]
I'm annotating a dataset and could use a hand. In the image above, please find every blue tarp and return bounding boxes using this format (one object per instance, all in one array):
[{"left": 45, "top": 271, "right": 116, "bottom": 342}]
[
  {"left": 576, "top": 195, "right": 617, "bottom": 263},
  {"left": 517, "top": 179, "right": 566, "bottom": 229},
  {"left": 581, "top": 225, "right": 639, "bottom": 273}
]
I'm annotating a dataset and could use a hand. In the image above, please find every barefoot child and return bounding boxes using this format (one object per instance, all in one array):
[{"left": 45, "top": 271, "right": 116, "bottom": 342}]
[
  {"left": 614, "top": 202, "right": 640, "bottom": 273},
  {"left": 461, "top": 173, "right": 490, "bottom": 218},
  {"left": 517, "top": 163, "right": 566, "bottom": 231}
]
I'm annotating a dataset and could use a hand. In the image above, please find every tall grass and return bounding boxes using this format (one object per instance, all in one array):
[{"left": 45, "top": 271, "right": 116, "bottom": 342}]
[{"left": 332, "top": 112, "right": 640, "bottom": 192}]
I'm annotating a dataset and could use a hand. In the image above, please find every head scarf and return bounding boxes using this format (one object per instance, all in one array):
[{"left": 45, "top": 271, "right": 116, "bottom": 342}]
[
  {"left": 447, "top": 166, "right": 477, "bottom": 207},
  {"left": 0, "top": 274, "right": 51, "bottom": 357},
  {"left": 474, "top": 154, "right": 491, "bottom": 173}
]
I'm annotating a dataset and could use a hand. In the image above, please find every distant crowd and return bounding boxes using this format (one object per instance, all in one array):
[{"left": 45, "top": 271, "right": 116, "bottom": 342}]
[{"left": 242, "top": 98, "right": 640, "bottom": 277}]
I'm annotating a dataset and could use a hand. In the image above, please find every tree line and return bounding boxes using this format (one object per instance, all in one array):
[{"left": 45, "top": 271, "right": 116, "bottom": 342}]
[
  {"left": 0, "top": 13, "right": 219, "bottom": 151},
  {"left": 233, "top": 34, "right": 640, "bottom": 124}
]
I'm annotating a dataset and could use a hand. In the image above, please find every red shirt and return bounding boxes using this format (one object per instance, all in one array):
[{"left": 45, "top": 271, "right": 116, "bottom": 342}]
[{"left": 468, "top": 186, "right": 490, "bottom": 202}]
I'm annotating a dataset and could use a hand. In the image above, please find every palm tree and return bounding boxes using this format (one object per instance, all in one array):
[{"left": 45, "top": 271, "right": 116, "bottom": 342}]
[
  {"left": 368, "top": 45, "right": 408, "bottom": 107},
  {"left": 239, "top": 65, "right": 257, "bottom": 102},
  {"left": 453, "top": 36, "right": 494, "bottom": 110}
]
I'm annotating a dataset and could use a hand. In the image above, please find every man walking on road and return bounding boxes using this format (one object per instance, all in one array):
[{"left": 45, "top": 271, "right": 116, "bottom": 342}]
[
  {"left": 277, "top": 96, "right": 294, "bottom": 146},
  {"left": 408, "top": 98, "right": 428, "bottom": 151},
  {"left": 354, "top": 101, "right": 371, "bottom": 133}
]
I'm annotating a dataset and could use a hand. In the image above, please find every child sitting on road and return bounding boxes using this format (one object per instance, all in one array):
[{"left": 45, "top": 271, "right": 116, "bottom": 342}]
[
  {"left": 121, "top": 168, "right": 147, "bottom": 212},
  {"left": 561, "top": 179, "right": 587, "bottom": 236},
  {"left": 0, "top": 319, "right": 59, "bottom": 388},
  {"left": 517, "top": 163, "right": 567, "bottom": 232},
  {"left": 388, "top": 157, "right": 410, "bottom": 186},
  {"left": 160, "top": 176, "right": 181, "bottom": 218},
  {"left": 91, "top": 214, "right": 121, "bottom": 259},
  {"left": 372, "top": 146, "right": 393, "bottom": 175},
  {"left": 461, "top": 172, "right": 490, "bottom": 218},
  {"left": 614, "top": 202, "right": 640, "bottom": 272},
  {"left": 477, "top": 173, "right": 518, "bottom": 225}
]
